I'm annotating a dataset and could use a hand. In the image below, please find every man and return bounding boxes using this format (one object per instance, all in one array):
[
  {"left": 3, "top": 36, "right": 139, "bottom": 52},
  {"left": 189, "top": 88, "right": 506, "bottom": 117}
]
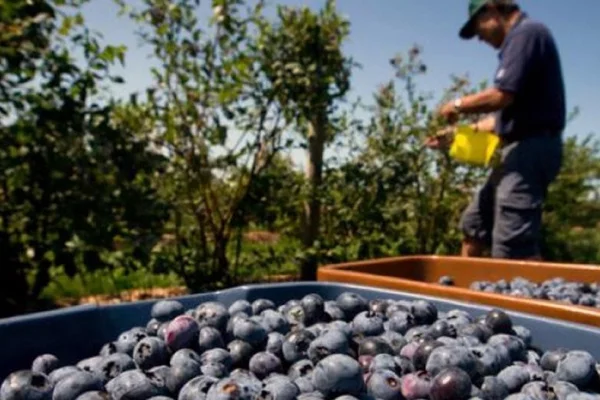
[{"left": 427, "top": 0, "right": 566, "bottom": 260}]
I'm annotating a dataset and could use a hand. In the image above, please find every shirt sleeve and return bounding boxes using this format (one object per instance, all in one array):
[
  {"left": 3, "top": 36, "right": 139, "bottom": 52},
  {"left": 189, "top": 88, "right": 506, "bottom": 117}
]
[{"left": 494, "top": 31, "right": 540, "bottom": 94}]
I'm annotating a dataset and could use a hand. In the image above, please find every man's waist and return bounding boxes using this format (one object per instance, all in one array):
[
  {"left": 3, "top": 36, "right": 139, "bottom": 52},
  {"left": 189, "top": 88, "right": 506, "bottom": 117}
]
[{"left": 500, "top": 129, "right": 562, "bottom": 145}]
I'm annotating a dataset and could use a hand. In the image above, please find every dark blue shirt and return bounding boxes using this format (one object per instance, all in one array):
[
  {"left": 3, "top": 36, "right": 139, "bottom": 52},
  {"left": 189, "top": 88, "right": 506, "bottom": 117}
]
[{"left": 494, "top": 13, "right": 566, "bottom": 141}]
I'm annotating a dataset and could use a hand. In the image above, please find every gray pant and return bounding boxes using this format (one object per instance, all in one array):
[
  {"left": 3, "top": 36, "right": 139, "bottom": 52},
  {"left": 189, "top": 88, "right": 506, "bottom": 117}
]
[{"left": 459, "top": 134, "right": 563, "bottom": 259}]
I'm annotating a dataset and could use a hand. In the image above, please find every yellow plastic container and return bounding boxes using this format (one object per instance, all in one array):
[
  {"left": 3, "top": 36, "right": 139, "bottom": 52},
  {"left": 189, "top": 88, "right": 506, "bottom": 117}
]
[{"left": 449, "top": 125, "right": 500, "bottom": 167}]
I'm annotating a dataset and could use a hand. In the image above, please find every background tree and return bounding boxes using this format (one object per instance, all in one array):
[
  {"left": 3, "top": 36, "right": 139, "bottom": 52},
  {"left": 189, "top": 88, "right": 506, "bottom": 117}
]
[
  {"left": 0, "top": 0, "right": 168, "bottom": 317},
  {"left": 258, "top": 0, "right": 354, "bottom": 279}
]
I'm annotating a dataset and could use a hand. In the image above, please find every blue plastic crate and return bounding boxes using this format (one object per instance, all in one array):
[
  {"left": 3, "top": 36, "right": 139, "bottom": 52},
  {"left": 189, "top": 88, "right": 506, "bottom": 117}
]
[{"left": 2, "top": 282, "right": 600, "bottom": 382}]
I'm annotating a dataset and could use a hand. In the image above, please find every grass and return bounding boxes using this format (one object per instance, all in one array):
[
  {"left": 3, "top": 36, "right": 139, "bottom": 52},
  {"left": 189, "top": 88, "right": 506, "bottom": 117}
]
[
  {"left": 39, "top": 231, "right": 301, "bottom": 305},
  {"left": 227, "top": 233, "right": 301, "bottom": 283},
  {"left": 40, "top": 267, "right": 184, "bottom": 303}
]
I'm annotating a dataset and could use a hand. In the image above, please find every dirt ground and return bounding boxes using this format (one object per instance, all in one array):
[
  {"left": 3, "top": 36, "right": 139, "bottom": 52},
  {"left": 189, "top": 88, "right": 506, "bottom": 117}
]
[{"left": 57, "top": 274, "right": 298, "bottom": 307}]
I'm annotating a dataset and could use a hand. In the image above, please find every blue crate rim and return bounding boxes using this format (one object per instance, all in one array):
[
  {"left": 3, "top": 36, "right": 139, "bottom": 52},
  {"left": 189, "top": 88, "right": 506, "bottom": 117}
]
[{"left": 2, "top": 281, "right": 600, "bottom": 337}]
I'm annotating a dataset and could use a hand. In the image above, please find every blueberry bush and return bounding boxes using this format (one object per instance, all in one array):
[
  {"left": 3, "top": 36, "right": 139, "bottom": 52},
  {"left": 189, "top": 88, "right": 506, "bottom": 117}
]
[{"left": 1, "top": 0, "right": 599, "bottom": 316}]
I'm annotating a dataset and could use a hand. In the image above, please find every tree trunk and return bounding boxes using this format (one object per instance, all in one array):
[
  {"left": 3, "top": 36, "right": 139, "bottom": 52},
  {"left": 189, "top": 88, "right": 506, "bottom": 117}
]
[
  {"left": 301, "top": 113, "right": 326, "bottom": 281},
  {"left": 214, "top": 235, "right": 230, "bottom": 285},
  {"left": 0, "top": 235, "right": 32, "bottom": 318}
]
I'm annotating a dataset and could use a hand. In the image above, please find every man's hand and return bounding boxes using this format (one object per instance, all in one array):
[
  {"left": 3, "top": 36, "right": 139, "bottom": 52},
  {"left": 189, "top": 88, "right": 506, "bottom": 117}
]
[
  {"left": 424, "top": 126, "right": 455, "bottom": 150},
  {"left": 437, "top": 100, "right": 460, "bottom": 125}
]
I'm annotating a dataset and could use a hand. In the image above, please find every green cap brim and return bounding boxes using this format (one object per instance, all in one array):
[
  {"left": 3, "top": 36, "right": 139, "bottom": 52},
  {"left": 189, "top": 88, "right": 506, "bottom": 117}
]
[
  {"left": 459, "top": 17, "right": 477, "bottom": 39},
  {"left": 459, "top": 2, "right": 487, "bottom": 40}
]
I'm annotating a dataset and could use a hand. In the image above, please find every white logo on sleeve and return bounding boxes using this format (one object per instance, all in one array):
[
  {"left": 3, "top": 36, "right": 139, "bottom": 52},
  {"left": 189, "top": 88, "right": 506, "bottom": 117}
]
[{"left": 496, "top": 68, "right": 505, "bottom": 79}]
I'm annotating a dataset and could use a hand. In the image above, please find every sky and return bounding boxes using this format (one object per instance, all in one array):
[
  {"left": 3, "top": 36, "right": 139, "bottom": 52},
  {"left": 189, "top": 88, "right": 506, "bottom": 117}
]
[{"left": 81, "top": 0, "right": 600, "bottom": 167}]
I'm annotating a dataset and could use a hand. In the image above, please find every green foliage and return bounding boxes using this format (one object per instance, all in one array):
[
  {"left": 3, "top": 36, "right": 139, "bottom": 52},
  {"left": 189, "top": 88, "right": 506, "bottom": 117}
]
[
  {"left": 0, "top": 0, "right": 168, "bottom": 317},
  {"left": 541, "top": 134, "right": 600, "bottom": 263},
  {"left": 258, "top": 0, "right": 353, "bottom": 129},
  {"left": 113, "top": 0, "right": 292, "bottom": 289},
  {"left": 317, "top": 46, "right": 488, "bottom": 261}
]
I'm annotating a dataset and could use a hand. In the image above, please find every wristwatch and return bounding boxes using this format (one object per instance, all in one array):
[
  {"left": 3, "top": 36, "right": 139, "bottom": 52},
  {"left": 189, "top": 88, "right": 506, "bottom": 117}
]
[{"left": 453, "top": 98, "right": 463, "bottom": 112}]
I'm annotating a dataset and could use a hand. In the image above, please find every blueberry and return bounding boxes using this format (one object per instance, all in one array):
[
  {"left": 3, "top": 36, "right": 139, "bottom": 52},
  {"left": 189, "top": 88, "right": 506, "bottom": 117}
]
[
  {"left": 378, "top": 330, "right": 407, "bottom": 354},
  {"left": 412, "top": 340, "right": 444, "bottom": 370},
  {"left": 164, "top": 315, "right": 199, "bottom": 351},
  {"left": 425, "top": 345, "right": 480, "bottom": 380},
  {"left": 133, "top": 337, "right": 170, "bottom": 370},
  {"left": 411, "top": 300, "right": 438, "bottom": 325},
  {"left": 146, "top": 318, "right": 161, "bottom": 336},
  {"left": 201, "top": 362, "right": 229, "bottom": 379},
  {"left": 75, "top": 391, "right": 111, "bottom": 400},
  {"left": 556, "top": 351, "right": 598, "bottom": 389},
  {"left": 400, "top": 341, "right": 420, "bottom": 360},
  {"left": 335, "top": 292, "right": 368, "bottom": 321},
  {"left": 170, "top": 348, "right": 202, "bottom": 367},
  {"left": 497, "top": 365, "right": 531, "bottom": 393},
  {"left": 48, "top": 366, "right": 81, "bottom": 385},
  {"left": 541, "top": 348, "right": 569, "bottom": 371},
  {"left": 178, "top": 375, "right": 219, "bottom": 400},
  {"left": 282, "top": 329, "right": 315, "bottom": 364},
  {"left": 368, "top": 299, "right": 390, "bottom": 316},
  {"left": 233, "top": 318, "right": 268, "bottom": 348},
  {"left": 53, "top": 371, "right": 103, "bottom": 400},
  {"left": 365, "top": 369, "right": 402, "bottom": 399},
  {"left": 116, "top": 327, "right": 148, "bottom": 355},
  {"left": 96, "top": 353, "right": 136, "bottom": 383},
  {"left": 206, "top": 376, "right": 261, "bottom": 399},
  {"left": 324, "top": 301, "right": 346, "bottom": 321},
  {"left": 307, "top": 328, "right": 349, "bottom": 364},
  {"left": 288, "top": 359, "right": 314, "bottom": 380},
  {"left": 99, "top": 342, "right": 118, "bottom": 357},
  {"left": 429, "top": 367, "right": 472, "bottom": 400},
  {"left": 438, "top": 276, "right": 454, "bottom": 286},
  {"left": 227, "top": 340, "right": 255, "bottom": 369},
  {"left": 312, "top": 354, "right": 365, "bottom": 397},
  {"left": 151, "top": 300, "right": 184, "bottom": 322},
  {"left": 479, "top": 375, "right": 510, "bottom": 400},
  {"left": 77, "top": 356, "right": 104, "bottom": 374},
  {"left": 228, "top": 300, "right": 252, "bottom": 316},
  {"left": 196, "top": 302, "right": 229, "bottom": 332},
  {"left": 551, "top": 380, "right": 580, "bottom": 398},
  {"left": 352, "top": 311, "right": 384, "bottom": 337},
  {"left": 284, "top": 304, "right": 306, "bottom": 327},
  {"left": 198, "top": 326, "right": 225, "bottom": 353},
  {"left": 487, "top": 334, "right": 527, "bottom": 362},
  {"left": 294, "top": 376, "right": 315, "bottom": 393},
  {"left": 429, "top": 320, "right": 457, "bottom": 339},
  {"left": 200, "top": 348, "right": 233, "bottom": 370},
  {"left": 387, "top": 311, "right": 415, "bottom": 335},
  {"left": 357, "top": 337, "right": 393, "bottom": 357},
  {"left": 484, "top": 309, "right": 513, "bottom": 334},
  {"left": 266, "top": 331, "right": 285, "bottom": 358},
  {"left": 105, "top": 369, "right": 168, "bottom": 400},
  {"left": 166, "top": 361, "right": 201, "bottom": 393},
  {"left": 31, "top": 354, "right": 61, "bottom": 375},
  {"left": 471, "top": 345, "right": 510, "bottom": 376},
  {"left": 260, "top": 309, "right": 290, "bottom": 334},
  {"left": 401, "top": 371, "right": 432, "bottom": 400},
  {"left": 258, "top": 376, "right": 300, "bottom": 400},
  {"left": 252, "top": 298, "right": 276, "bottom": 316},
  {"left": 0, "top": 370, "right": 53, "bottom": 400},
  {"left": 302, "top": 294, "right": 326, "bottom": 324},
  {"left": 458, "top": 322, "right": 493, "bottom": 343}
]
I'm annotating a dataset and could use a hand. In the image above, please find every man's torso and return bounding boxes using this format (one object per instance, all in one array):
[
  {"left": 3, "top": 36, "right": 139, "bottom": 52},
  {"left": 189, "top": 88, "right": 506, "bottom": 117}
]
[{"left": 494, "top": 14, "right": 566, "bottom": 142}]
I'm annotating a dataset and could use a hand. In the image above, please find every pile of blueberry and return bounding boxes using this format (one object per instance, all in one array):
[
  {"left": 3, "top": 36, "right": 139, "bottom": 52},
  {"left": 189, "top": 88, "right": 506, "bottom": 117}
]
[
  {"left": 439, "top": 275, "right": 600, "bottom": 308},
  {"left": 2, "top": 292, "right": 600, "bottom": 399}
]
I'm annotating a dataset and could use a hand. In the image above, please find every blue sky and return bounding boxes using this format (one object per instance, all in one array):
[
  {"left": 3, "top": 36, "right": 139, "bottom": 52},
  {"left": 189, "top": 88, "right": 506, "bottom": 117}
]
[{"left": 81, "top": 0, "right": 600, "bottom": 166}]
